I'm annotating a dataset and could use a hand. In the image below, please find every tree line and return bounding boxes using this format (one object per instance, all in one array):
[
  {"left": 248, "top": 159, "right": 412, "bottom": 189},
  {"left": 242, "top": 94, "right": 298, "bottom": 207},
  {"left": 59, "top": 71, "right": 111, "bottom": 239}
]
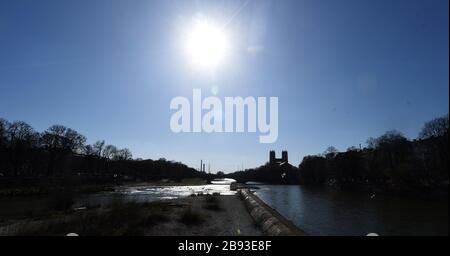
[
  {"left": 227, "top": 114, "right": 449, "bottom": 196},
  {"left": 0, "top": 118, "right": 209, "bottom": 186}
]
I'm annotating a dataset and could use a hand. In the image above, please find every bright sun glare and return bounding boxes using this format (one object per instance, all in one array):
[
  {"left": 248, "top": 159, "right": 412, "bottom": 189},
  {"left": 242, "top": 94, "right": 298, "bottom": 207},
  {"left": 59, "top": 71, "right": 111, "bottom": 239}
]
[{"left": 185, "top": 18, "right": 229, "bottom": 70}]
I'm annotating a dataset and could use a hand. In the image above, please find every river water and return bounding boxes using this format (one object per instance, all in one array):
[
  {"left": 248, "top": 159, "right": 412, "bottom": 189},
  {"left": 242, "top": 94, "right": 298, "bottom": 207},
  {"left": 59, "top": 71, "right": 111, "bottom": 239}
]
[
  {"left": 1, "top": 182, "right": 447, "bottom": 236},
  {"left": 253, "top": 185, "right": 449, "bottom": 236}
]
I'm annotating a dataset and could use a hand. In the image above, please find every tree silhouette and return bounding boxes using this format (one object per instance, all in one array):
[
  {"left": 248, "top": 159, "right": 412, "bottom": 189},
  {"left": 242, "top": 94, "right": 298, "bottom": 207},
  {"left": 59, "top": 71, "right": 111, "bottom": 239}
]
[
  {"left": 41, "top": 125, "right": 86, "bottom": 175},
  {"left": 1, "top": 114, "right": 447, "bottom": 194},
  {"left": 92, "top": 140, "right": 105, "bottom": 157},
  {"left": 296, "top": 127, "right": 448, "bottom": 194},
  {"left": 419, "top": 114, "right": 449, "bottom": 139},
  {"left": 113, "top": 148, "right": 132, "bottom": 161},
  {"left": 7, "top": 121, "right": 38, "bottom": 146},
  {"left": 366, "top": 130, "right": 407, "bottom": 149},
  {"left": 0, "top": 118, "right": 9, "bottom": 148},
  {"left": 5, "top": 121, "right": 39, "bottom": 176},
  {"left": 102, "top": 144, "right": 117, "bottom": 160},
  {"left": 323, "top": 146, "right": 339, "bottom": 158},
  {"left": 82, "top": 144, "right": 95, "bottom": 156},
  {"left": 41, "top": 125, "right": 86, "bottom": 152}
]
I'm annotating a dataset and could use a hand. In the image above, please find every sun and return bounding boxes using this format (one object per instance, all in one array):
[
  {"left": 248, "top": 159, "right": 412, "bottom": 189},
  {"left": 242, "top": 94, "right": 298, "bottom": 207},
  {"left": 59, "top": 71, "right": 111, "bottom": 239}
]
[{"left": 184, "top": 17, "right": 229, "bottom": 70}]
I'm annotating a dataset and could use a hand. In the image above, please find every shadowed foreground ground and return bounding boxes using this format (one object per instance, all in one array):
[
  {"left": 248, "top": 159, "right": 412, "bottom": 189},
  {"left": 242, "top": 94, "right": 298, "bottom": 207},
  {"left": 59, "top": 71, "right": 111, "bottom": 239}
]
[{"left": 0, "top": 195, "right": 262, "bottom": 236}]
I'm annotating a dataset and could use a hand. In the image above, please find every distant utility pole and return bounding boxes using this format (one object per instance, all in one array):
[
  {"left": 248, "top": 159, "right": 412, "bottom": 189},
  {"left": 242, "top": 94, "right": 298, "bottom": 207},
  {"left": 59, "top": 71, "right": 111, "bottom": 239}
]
[
  {"left": 203, "top": 163, "right": 206, "bottom": 173},
  {"left": 200, "top": 160, "right": 203, "bottom": 172}
]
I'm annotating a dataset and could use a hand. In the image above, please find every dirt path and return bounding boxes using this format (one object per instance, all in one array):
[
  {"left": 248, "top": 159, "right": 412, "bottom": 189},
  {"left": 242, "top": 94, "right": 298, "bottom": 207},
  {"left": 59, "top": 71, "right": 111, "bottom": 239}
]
[
  {"left": 0, "top": 194, "right": 263, "bottom": 236},
  {"left": 146, "top": 195, "right": 263, "bottom": 236}
]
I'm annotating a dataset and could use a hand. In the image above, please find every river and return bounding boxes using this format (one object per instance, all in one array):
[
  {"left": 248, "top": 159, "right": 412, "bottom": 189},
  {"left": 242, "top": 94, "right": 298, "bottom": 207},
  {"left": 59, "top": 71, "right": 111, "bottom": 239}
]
[
  {"left": 74, "top": 183, "right": 235, "bottom": 207},
  {"left": 1, "top": 182, "right": 447, "bottom": 236},
  {"left": 253, "top": 184, "right": 449, "bottom": 236}
]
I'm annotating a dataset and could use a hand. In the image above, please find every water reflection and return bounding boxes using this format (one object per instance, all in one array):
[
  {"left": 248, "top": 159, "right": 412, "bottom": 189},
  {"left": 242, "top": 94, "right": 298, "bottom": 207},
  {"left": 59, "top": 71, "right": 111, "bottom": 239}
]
[{"left": 254, "top": 185, "right": 449, "bottom": 236}]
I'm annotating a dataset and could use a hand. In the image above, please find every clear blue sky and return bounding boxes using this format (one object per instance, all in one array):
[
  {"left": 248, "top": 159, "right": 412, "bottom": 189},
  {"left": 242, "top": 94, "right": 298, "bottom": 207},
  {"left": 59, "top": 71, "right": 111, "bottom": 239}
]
[{"left": 0, "top": 0, "right": 448, "bottom": 172}]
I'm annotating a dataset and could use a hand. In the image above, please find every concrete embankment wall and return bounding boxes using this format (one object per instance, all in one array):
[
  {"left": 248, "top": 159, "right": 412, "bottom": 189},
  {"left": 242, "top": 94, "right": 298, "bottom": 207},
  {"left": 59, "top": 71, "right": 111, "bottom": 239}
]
[{"left": 239, "top": 188, "right": 307, "bottom": 236}]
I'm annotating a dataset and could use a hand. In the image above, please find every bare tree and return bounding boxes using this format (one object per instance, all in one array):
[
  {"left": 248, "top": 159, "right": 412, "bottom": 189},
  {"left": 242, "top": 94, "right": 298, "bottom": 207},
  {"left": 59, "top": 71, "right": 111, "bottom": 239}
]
[
  {"left": 366, "top": 137, "right": 377, "bottom": 149},
  {"left": 102, "top": 144, "right": 117, "bottom": 160},
  {"left": 41, "top": 125, "right": 86, "bottom": 175},
  {"left": 4, "top": 121, "right": 39, "bottom": 176},
  {"left": 418, "top": 114, "right": 449, "bottom": 139},
  {"left": 7, "top": 121, "right": 39, "bottom": 146},
  {"left": 82, "top": 144, "right": 95, "bottom": 156},
  {"left": 367, "top": 130, "right": 407, "bottom": 149},
  {"left": 113, "top": 148, "right": 132, "bottom": 161},
  {"left": 41, "top": 125, "right": 86, "bottom": 153},
  {"left": 323, "top": 146, "right": 339, "bottom": 158},
  {"left": 376, "top": 130, "right": 407, "bottom": 147},
  {"left": 92, "top": 140, "right": 105, "bottom": 157},
  {"left": 0, "top": 118, "right": 9, "bottom": 147}
]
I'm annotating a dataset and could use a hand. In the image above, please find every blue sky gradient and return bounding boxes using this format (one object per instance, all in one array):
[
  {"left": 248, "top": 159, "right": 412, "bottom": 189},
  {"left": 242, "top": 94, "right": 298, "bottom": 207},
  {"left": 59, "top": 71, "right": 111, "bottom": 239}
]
[{"left": 0, "top": 0, "right": 448, "bottom": 172}]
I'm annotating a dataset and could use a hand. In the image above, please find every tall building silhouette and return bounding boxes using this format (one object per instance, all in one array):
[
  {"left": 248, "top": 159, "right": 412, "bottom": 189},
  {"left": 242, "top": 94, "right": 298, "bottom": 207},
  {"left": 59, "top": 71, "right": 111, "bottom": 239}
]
[{"left": 269, "top": 150, "right": 288, "bottom": 165}]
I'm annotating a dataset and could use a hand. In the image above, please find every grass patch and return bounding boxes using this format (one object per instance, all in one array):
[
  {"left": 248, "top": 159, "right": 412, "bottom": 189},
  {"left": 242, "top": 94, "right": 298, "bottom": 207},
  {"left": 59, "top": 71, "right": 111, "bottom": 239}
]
[
  {"left": 203, "top": 195, "right": 223, "bottom": 211},
  {"left": 17, "top": 200, "right": 171, "bottom": 236},
  {"left": 178, "top": 207, "right": 205, "bottom": 226}
]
